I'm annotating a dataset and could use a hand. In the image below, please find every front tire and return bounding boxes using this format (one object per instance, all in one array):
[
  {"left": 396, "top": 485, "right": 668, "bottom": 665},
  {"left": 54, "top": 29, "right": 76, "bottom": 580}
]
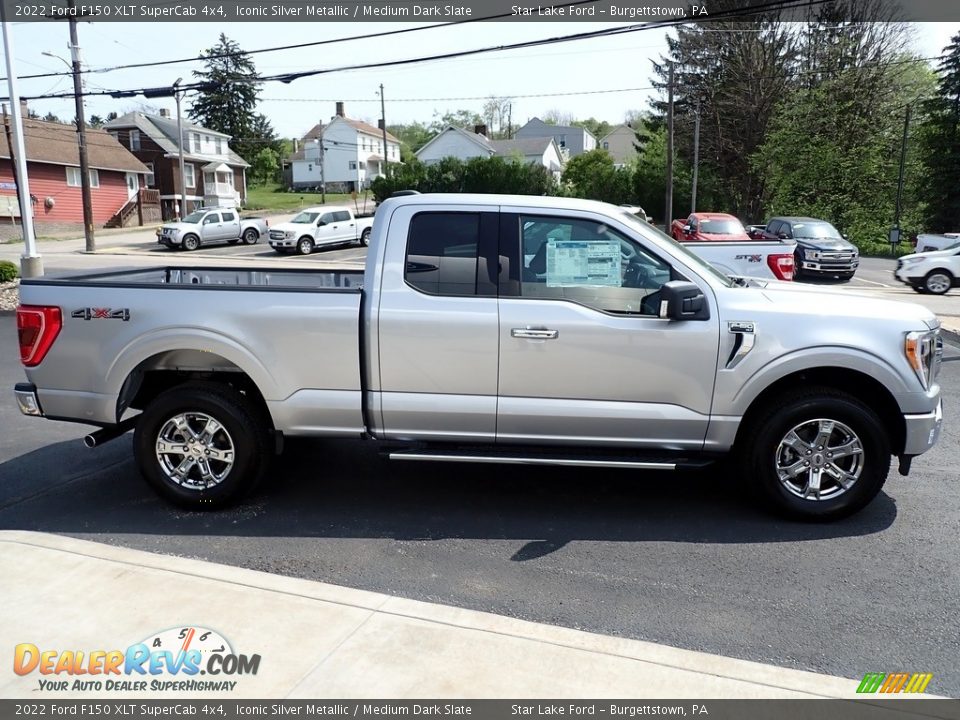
[
  {"left": 359, "top": 227, "right": 371, "bottom": 247},
  {"left": 923, "top": 270, "right": 953, "bottom": 295},
  {"left": 133, "top": 383, "right": 271, "bottom": 510},
  {"left": 242, "top": 228, "right": 259, "bottom": 245},
  {"left": 182, "top": 234, "right": 200, "bottom": 251},
  {"left": 740, "top": 387, "right": 890, "bottom": 521},
  {"left": 297, "top": 236, "right": 314, "bottom": 255}
]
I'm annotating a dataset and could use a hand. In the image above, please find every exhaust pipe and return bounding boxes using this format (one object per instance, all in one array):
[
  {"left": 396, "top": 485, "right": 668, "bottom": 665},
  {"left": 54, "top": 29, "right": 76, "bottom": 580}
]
[{"left": 84, "top": 416, "right": 139, "bottom": 448}]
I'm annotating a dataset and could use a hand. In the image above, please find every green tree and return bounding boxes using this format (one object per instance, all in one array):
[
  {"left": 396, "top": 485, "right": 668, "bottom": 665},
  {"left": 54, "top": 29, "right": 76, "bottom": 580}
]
[
  {"left": 429, "top": 109, "right": 484, "bottom": 133},
  {"left": 89, "top": 114, "right": 104, "bottom": 128},
  {"left": 188, "top": 33, "right": 261, "bottom": 163},
  {"left": 561, "top": 148, "right": 634, "bottom": 205},
  {"left": 42, "top": 112, "right": 62, "bottom": 123},
  {"left": 918, "top": 32, "right": 960, "bottom": 232}
]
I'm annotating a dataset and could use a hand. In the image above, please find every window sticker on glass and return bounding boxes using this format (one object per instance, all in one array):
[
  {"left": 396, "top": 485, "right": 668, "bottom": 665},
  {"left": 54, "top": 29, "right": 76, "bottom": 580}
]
[{"left": 546, "top": 239, "right": 622, "bottom": 287}]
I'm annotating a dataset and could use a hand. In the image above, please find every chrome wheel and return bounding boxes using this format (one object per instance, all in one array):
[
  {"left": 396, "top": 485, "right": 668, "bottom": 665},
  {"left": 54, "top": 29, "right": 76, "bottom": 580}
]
[
  {"left": 155, "top": 412, "right": 235, "bottom": 490},
  {"left": 774, "top": 418, "right": 864, "bottom": 501}
]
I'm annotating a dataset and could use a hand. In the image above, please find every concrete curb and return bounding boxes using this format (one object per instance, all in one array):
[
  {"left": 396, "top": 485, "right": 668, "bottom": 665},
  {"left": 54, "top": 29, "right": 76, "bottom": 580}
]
[{"left": 0, "top": 530, "right": 906, "bottom": 700}]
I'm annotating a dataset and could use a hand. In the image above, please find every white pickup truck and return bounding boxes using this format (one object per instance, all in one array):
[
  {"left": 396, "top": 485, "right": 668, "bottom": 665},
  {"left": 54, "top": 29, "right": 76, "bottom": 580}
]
[
  {"left": 14, "top": 194, "right": 943, "bottom": 521},
  {"left": 268, "top": 205, "right": 374, "bottom": 255},
  {"left": 156, "top": 208, "right": 269, "bottom": 251}
]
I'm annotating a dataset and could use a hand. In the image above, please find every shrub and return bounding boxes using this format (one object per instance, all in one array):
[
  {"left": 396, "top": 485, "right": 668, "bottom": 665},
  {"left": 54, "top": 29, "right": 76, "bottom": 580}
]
[{"left": 0, "top": 260, "right": 18, "bottom": 283}]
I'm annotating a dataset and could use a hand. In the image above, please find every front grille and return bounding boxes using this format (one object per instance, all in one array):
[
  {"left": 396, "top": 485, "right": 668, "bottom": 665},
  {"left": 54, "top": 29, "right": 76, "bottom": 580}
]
[{"left": 269, "top": 231, "right": 285, "bottom": 240}]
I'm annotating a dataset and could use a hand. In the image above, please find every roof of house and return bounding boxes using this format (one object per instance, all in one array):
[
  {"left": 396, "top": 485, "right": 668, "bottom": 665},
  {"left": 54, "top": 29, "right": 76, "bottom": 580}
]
[
  {"left": 489, "top": 137, "right": 556, "bottom": 157},
  {"left": 415, "top": 126, "right": 494, "bottom": 159},
  {"left": 519, "top": 117, "right": 597, "bottom": 140},
  {"left": 0, "top": 116, "right": 148, "bottom": 173},
  {"left": 302, "top": 119, "right": 400, "bottom": 144},
  {"left": 599, "top": 124, "right": 636, "bottom": 142},
  {"left": 104, "top": 112, "right": 249, "bottom": 167}
]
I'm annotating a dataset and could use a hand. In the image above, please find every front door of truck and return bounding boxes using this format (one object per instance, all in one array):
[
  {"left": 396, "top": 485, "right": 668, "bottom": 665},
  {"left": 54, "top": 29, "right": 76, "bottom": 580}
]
[
  {"left": 495, "top": 210, "right": 720, "bottom": 449},
  {"left": 375, "top": 204, "right": 500, "bottom": 441}
]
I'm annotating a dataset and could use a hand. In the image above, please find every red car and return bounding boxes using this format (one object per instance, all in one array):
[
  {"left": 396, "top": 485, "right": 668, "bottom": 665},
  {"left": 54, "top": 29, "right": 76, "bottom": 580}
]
[{"left": 671, "top": 212, "right": 751, "bottom": 242}]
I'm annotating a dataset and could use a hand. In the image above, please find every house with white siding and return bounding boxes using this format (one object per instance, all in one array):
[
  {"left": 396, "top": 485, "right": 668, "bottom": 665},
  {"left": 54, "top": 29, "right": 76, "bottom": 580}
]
[
  {"left": 416, "top": 126, "right": 564, "bottom": 177},
  {"left": 288, "top": 102, "right": 401, "bottom": 191}
]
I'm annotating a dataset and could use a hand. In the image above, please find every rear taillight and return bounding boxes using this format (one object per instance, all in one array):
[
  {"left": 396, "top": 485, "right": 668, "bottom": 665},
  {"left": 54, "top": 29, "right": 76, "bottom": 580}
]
[
  {"left": 767, "top": 253, "right": 795, "bottom": 281},
  {"left": 17, "top": 305, "right": 62, "bottom": 367}
]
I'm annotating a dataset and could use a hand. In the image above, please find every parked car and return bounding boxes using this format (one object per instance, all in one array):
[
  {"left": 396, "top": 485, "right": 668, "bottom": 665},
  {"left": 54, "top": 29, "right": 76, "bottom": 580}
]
[
  {"left": 746, "top": 224, "right": 767, "bottom": 240},
  {"left": 156, "top": 208, "right": 268, "bottom": 251},
  {"left": 761, "top": 217, "right": 859, "bottom": 280},
  {"left": 620, "top": 204, "right": 653, "bottom": 223},
  {"left": 914, "top": 232, "right": 960, "bottom": 253},
  {"left": 671, "top": 212, "right": 752, "bottom": 242},
  {"left": 268, "top": 206, "right": 374, "bottom": 255},
  {"left": 895, "top": 242, "right": 960, "bottom": 294},
  {"left": 14, "top": 195, "right": 943, "bottom": 521}
]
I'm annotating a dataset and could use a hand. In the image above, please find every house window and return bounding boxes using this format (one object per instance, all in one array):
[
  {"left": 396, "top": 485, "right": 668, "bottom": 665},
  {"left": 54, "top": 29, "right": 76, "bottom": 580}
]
[
  {"left": 308, "top": 164, "right": 313, "bottom": 172},
  {"left": 191, "top": 133, "right": 200, "bottom": 152},
  {"left": 129, "top": 129, "right": 140, "bottom": 151},
  {"left": 217, "top": 171, "right": 231, "bottom": 185},
  {"left": 184, "top": 164, "right": 195, "bottom": 188},
  {"left": 215, "top": 138, "right": 223, "bottom": 154},
  {"left": 557, "top": 135, "right": 567, "bottom": 148},
  {"left": 349, "top": 161, "right": 357, "bottom": 170},
  {"left": 602, "top": 141, "right": 609, "bottom": 150},
  {"left": 144, "top": 162, "right": 155, "bottom": 186},
  {"left": 66, "top": 167, "right": 99, "bottom": 188},
  {"left": 204, "top": 171, "right": 215, "bottom": 186}
]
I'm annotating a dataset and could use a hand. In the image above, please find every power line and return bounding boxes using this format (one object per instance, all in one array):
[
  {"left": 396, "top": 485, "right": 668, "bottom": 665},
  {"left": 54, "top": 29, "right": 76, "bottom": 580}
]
[
  {"left": 0, "top": 0, "right": 604, "bottom": 83},
  {"left": 262, "top": 86, "right": 660, "bottom": 103},
  {"left": 3, "top": 0, "right": 839, "bottom": 103}
]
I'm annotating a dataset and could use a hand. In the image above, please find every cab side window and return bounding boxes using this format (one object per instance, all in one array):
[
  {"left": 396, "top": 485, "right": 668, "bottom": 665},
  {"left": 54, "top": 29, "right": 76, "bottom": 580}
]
[
  {"left": 202, "top": 213, "right": 219, "bottom": 225},
  {"left": 319, "top": 213, "right": 335, "bottom": 225},
  {"left": 333, "top": 211, "right": 351, "bottom": 222},
  {"left": 221, "top": 211, "right": 236, "bottom": 222},
  {"left": 405, "top": 212, "right": 481, "bottom": 297},
  {"left": 518, "top": 215, "right": 674, "bottom": 316}
]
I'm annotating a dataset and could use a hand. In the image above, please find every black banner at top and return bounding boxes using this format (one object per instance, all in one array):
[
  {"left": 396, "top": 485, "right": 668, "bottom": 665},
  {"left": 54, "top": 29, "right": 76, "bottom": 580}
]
[{"left": 2, "top": 0, "right": 960, "bottom": 22}]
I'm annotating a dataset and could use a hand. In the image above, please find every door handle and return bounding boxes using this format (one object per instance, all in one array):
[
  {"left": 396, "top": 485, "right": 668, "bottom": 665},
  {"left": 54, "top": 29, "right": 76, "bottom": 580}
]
[{"left": 511, "top": 328, "right": 558, "bottom": 340}]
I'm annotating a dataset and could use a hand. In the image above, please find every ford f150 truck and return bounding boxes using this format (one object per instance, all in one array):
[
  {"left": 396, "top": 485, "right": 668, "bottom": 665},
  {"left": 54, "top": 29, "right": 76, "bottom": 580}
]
[
  {"left": 14, "top": 194, "right": 944, "bottom": 520},
  {"left": 157, "top": 208, "right": 269, "bottom": 251},
  {"left": 760, "top": 216, "right": 860, "bottom": 280},
  {"left": 268, "top": 206, "right": 373, "bottom": 255},
  {"left": 671, "top": 212, "right": 751, "bottom": 242}
]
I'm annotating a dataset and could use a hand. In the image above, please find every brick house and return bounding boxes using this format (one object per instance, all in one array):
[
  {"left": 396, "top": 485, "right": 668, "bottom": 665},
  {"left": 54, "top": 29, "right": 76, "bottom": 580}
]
[
  {"left": 104, "top": 111, "right": 249, "bottom": 220},
  {"left": 0, "top": 115, "right": 150, "bottom": 239}
]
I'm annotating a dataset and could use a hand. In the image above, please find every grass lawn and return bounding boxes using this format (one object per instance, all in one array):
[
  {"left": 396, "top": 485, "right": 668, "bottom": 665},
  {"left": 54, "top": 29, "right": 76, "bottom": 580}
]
[{"left": 245, "top": 183, "right": 375, "bottom": 213}]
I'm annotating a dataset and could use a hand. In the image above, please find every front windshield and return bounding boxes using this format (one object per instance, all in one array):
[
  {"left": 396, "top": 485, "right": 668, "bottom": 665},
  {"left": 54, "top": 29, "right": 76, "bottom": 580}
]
[
  {"left": 618, "top": 210, "right": 734, "bottom": 287},
  {"left": 792, "top": 221, "right": 841, "bottom": 239},
  {"left": 182, "top": 211, "right": 207, "bottom": 224},
  {"left": 700, "top": 218, "right": 746, "bottom": 235},
  {"left": 291, "top": 212, "right": 320, "bottom": 224}
]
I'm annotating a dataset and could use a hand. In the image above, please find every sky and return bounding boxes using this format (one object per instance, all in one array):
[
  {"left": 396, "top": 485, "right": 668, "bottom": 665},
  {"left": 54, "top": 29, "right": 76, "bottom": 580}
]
[{"left": 1, "top": 20, "right": 958, "bottom": 140}]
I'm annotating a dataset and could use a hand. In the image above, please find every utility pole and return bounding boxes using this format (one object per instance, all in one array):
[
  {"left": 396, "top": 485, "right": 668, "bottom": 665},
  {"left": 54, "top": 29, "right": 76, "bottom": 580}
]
[
  {"left": 379, "top": 83, "right": 389, "bottom": 177},
  {"left": 893, "top": 105, "right": 911, "bottom": 238},
  {"left": 317, "top": 121, "right": 325, "bottom": 204},
  {"left": 691, "top": 102, "right": 700, "bottom": 213},
  {"left": 1, "top": 14, "right": 41, "bottom": 277},
  {"left": 508, "top": 103, "right": 513, "bottom": 139},
  {"left": 68, "top": 0, "right": 95, "bottom": 253},
  {"left": 664, "top": 62, "right": 675, "bottom": 231},
  {"left": 173, "top": 78, "right": 187, "bottom": 218}
]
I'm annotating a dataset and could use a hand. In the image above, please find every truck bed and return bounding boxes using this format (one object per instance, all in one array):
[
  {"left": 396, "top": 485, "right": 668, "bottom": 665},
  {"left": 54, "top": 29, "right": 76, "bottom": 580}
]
[{"left": 24, "top": 266, "right": 365, "bottom": 291}]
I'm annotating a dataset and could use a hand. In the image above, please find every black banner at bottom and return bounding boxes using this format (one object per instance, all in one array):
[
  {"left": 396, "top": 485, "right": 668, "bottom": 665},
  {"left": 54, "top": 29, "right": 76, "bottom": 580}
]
[{"left": 0, "top": 700, "right": 958, "bottom": 720}]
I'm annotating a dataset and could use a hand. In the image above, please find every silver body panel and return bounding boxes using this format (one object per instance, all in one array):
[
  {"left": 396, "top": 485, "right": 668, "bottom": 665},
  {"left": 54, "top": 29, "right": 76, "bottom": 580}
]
[{"left": 18, "top": 194, "right": 942, "bottom": 466}]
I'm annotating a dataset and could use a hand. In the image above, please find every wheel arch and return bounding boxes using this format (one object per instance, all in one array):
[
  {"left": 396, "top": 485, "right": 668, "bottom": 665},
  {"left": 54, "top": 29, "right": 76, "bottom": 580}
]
[{"left": 734, "top": 367, "right": 906, "bottom": 455}]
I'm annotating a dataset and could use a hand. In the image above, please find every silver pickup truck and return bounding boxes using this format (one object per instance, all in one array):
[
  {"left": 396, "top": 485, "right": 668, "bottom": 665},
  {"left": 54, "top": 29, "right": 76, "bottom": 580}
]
[
  {"left": 14, "top": 194, "right": 944, "bottom": 520},
  {"left": 157, "top": 207, "right": 269, "bottom": 251}
]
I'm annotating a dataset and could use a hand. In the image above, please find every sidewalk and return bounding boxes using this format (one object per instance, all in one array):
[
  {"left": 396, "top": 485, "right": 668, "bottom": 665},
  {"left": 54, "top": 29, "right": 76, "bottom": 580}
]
[{"left": 0, "top": 531, "right": 902, "bottom": 700}]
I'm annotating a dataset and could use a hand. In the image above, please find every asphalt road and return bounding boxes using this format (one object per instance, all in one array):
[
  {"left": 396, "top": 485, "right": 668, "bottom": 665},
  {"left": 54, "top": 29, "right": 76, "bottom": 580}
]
[{"left": 2, "top": 312, "right": 959, "bottom": 696}]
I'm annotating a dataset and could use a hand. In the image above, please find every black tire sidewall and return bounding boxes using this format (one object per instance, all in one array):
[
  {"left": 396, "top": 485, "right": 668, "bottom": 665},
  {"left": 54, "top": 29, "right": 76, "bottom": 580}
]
[
  {"left": 133, "top": 386, "right": 266, "bottom": 509},
  {"left": 746, "top": 393, "right": 890, "bottom": 520},
  {"left": 243, "top": 229, "right": 258, "bottom": 244},
  {"left": 360, "top": 228, "right": 371, "bottom": 246},
  {"left": 298, "top": 237, "right": 313, "bottom": 255},
  {"left": 183, "top": 235, "right": 200, "bottom": 251},
  {"left": 924, "top": 270, "right": 952, "bottom": 295}
]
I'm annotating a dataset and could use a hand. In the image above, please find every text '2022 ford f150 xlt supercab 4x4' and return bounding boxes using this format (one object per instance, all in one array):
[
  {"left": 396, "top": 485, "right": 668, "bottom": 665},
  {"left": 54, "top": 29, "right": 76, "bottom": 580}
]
[{"left": 14, "top": 195, "right": 943, "bottom": 520}]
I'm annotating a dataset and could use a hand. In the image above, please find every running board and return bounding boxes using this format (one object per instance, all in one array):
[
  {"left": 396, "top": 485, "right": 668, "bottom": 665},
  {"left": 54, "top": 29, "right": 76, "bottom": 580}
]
[{"left": 388, "top": 450, "right": 713, "bottom": 471}]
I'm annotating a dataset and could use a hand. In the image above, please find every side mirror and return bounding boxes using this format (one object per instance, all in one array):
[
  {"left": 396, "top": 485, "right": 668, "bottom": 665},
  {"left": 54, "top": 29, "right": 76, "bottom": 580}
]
[
  {"left": 842, "top": 233, "right": 849, "bottom": 240},
  {"left": 683, "top": 224, "right": 692, "bottom": 234},
  {"left": 778, "top": 232, "right": 789, "bottom": 240},
  {"left": 317, "top": 219, "right": 326, "bottom": 226},
  {"left": 658, "top": 281, "right": 710, "bottom": 321}
]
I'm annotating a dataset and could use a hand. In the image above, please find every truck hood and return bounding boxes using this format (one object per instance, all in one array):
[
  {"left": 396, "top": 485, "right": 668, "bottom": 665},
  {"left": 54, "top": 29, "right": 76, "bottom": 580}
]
[
  {"left": 270, "top": 222, "right": 314, "bottom": 234},
  {"left": 794, "top": 237, "right": 857, "bottom": 252},
  {"left": 159, "top": 222, "right": 196, "bottom": 233},
  {"left": 756, "top": 283, "right": 938, "bottom": 330}
]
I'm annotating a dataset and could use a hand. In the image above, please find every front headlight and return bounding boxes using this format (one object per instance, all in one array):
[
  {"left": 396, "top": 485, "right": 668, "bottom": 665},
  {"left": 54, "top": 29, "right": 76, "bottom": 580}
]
[
  {"left": 901, "top": 256, "right": 924, "bottom": 265},
  {"left": 905, "top": 330, "right": 943, "bottom": 389},
  {"left": 285, "top": 231, "right": 296, "bottom": 239},
  {"left": 806, "top": 249, "right": 820, "bottom": 260}
]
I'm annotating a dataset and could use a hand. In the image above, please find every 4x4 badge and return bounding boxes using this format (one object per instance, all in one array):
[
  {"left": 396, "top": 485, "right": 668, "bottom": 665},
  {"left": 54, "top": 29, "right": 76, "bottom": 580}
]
[{"left": 71, "top": 308, "right": 130, "bottom": 321}]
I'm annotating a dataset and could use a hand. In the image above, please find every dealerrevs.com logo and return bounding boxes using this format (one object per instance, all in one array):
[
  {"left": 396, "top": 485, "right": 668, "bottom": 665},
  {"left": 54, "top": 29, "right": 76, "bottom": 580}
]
[{"left": 13, "top": 626, "right": 260, "bottom": 692}]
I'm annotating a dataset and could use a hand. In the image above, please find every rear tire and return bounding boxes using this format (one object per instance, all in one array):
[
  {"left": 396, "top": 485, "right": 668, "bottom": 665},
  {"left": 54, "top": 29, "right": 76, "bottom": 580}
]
[
  {"left": 359, "top": 227, "right": 371, "bottom": 247},
  {"left": 242, "top": 228, "right": 259, "bottom": 245},
  {"left": 739, "top": 387, "right": 890, "bottom": 521},
  {"left": 133, "top": 383, "right": 271, "bottom": 510}
]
